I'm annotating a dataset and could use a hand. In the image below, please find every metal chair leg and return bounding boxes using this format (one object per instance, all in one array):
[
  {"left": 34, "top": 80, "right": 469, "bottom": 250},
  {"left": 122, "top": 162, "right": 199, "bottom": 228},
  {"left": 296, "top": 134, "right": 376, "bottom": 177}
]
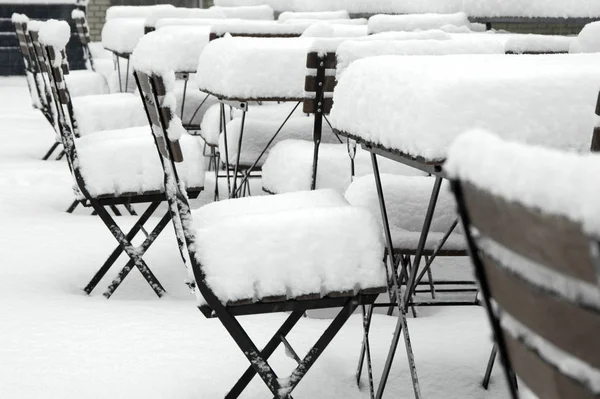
[{"left": 482, "top": 344, "right": 498, "bottom": 389}]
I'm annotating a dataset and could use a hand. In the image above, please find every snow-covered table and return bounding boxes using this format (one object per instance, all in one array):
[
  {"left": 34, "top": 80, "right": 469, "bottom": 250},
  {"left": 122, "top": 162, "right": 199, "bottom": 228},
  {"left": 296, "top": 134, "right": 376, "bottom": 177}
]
[{"left": 329, "top": 52, "right": 600, "bottom": 398}]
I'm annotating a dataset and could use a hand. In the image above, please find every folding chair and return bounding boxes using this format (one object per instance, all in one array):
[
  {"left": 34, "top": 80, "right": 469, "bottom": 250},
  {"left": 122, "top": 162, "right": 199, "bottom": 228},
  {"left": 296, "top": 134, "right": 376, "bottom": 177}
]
[
  {"left": 12, "top": 14, "right": 59, "bottom": 160},
  {"left": 39, "top": 22, "right": 205, "bottom": 298},
  {"left": 71, "top": 9, "right": 95, "bottom": 71},
  {"left": 136, "top": 68, "right": 389, "bottom": 399},
  {"left": 449, "top": 132, "right": 600, "bottom": 399}
]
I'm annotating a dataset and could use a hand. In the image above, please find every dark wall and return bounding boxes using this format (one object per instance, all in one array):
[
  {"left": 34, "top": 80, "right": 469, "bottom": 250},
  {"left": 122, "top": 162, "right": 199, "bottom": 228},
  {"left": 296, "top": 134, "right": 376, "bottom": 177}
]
[{"left": 0, "top": 3, "right": 86, "bottom": 75}]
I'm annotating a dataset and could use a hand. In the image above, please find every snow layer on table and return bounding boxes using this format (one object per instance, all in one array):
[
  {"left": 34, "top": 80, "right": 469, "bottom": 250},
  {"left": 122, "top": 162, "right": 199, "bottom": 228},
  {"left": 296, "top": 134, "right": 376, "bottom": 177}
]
[
  {"left": 214, "top": 0, "right": 292, "bottom": 13},
  {"left": 209, "top": 20, "right": 306, "bottom": 36},
  {"left": 570, "top": 22, "right": 600, "bottom": 53},
  {"left": 132, "top": 26, "right": 210, "bottom": 75},
  {"left": 330, "top": 54, "right": 600, "bottom": 161},
  {"left": 368, "top": 12, "right": 470, "bottom": 34},
  {"left": 105, "top": 4, "right": 174, "bottom": 20},
  {"left": 11, "top": 13, "right": 28, "bottom": 24},
  {"left": 200, "top": 102, "right": 301, "bottom": 145},
  {"left": 38, "top": 19, "right": 70, "bottom": 51},
  {"left": 279, "top": 10, "right": 349, "bottom": 22},
  {"left": 336, "top": 37, "right": 504, "bottom": 74},
  {"left": 219, "top": 115, "right": 339, "bottom": 167},
  {"left": 72, "top": 93, "right": 147, "bottom": 136},
  {"left": 446, "top": 130, "right": 600, "bottom": 238},
  {"left": 155, "top": 18, "right": 232, "bottom": 29},
  {"left": 345, "top": 173, "right": 465, "bottom": 251},
  {"left": 211, "top": 5, "right": 274, "bottom": 20},
  {"left": 301, "top": 23, "right": 367, "bottom": 38},
  {"left": 101, "top": 18, "right": 145, "bottom": 53},
  {"left": 282, "top": 18, "right": 367, "bottom": 26},
  {"left": 192, "top": 189, "right": 385, "bottom": 303},
  {"left": 145, "top": 8, "right": 226, "bottom": 29},
  {"left": 76, "top": 127, "right": 205, "bottom": 197},
  {"left": 196, "top": 37, "right": 312, "bottom": 99},
  {"left": 65, "top": 70, "right": 109, "bottom": 97},
  {"left": 450, "top": 32, "right": 574, "bottom": 54},
  {"left": 501, "top": 312, "right": 600, "bottom": 395},
  {"left": 262, "top": 139, "right": 426, "bottom": 193}
]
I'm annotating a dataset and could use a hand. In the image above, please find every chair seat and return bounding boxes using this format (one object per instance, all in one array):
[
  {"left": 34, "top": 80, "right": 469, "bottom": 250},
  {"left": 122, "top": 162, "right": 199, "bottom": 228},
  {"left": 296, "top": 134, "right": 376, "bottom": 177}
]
[
  {"left": 345, "top": 173, "right": 464, "bottom": 251},
  {"left": 191, "top": 189, "right": 386, "bottom": 305},
  {"left": 262, "top": 139, "right": 427, "bottom": 194},
  {"left": 76, "top": 126, "right": 205, "bottom": 198},
  {"left": 219, "top": 115, "right": 339, "bottom": 167},
  {"left": 72, "top": 93, "right": 148, "bottom": 136},
  {"left": 65, "top": 70, "right": 109, "bottom": 97}
]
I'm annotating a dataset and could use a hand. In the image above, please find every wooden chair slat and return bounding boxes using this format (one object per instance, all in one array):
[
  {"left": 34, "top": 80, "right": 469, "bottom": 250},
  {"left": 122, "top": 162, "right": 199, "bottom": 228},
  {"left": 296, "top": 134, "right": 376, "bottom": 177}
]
[
  {"left": 463, "top": 183, "right": 597, "bottom": 284},
  {"left": 481, "top": 252, "right": 600, "bottom": 369},
  {"left": 304, "top": 75, "right": 336, "bottom": 93},
  {"left": 592, "top": 127, "right": 600, "bottom": 153},
  {"left": 302, "top": 98, "right": 333, "bottom": 114},
  {"left": 505, "top": 334, "right": 597, "bottom": 399},
  {"left": 595, "top": 92, "right": 600, "bottom": 116},
  {"left": 326, "top": 290, "right": 355, "bottom": 298},
  {"left": 306, "top": 52, "right": 336, "bottom": 69}
]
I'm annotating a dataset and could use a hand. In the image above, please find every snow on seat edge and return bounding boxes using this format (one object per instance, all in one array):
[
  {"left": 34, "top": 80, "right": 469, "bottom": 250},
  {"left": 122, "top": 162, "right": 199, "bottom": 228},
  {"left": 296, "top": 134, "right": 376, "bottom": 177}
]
[{"left": 191, "top": 189, "right": 387, "bottom": 305}]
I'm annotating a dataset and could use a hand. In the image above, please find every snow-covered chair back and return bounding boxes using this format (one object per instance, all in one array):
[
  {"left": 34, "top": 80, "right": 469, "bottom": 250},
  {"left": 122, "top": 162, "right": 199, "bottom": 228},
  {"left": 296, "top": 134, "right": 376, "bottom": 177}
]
[
  {"left": 71, "top": 9, "right": 94, "bottom": 71},
  {"left": 12, "top": 14, "right": 37, "bottom": 74},
  {"left": 303, "top": 50, "right": 335, "bottom": 115},
  {"left": 447, "top": 131, "right": 600, "bottom": 399},
  {"left": 592, "top": 94, "right": 600, "bottom": 152}
]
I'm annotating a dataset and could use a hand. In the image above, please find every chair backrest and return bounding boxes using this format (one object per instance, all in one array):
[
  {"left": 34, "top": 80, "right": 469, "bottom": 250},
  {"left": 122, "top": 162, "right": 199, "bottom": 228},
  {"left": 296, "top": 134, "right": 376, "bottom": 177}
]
[
  {"left": 134, "top": 70, "right": 224, "bottom": 311},
  {"left": 12, "top": 18, "right": 37, "bottom": 74},
  {"left": 453, "top": 179, "right": 600, "bottom": 399},
  {"left": 592, "top": 92, "right": 600, "bottom": 152},
  {"left": 303, "top": 51, "right": 336, "bottom": 115},
  {"left": 71, "top": 10, "right": 95, "bottom": 71}
]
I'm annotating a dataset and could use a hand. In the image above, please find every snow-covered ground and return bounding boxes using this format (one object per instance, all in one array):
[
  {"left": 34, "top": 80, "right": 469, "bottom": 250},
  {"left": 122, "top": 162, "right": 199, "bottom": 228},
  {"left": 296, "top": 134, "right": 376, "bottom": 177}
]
[{"left": 0, "top": 77, "right": 510, "bottom": 398}]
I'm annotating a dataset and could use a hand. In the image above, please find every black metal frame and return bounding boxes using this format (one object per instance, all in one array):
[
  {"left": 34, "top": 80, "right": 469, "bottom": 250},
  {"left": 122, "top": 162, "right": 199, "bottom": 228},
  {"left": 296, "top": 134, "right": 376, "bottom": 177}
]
[{"left": 136, "top": 69, "right": 386, "bottom": 398}]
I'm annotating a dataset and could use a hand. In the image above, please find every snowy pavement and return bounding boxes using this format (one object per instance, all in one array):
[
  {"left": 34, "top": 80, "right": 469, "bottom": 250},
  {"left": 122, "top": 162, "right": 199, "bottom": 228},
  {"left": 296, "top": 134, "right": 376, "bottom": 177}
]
[{"left": 0, "top": 77, "right": 509, "bottom": 398}]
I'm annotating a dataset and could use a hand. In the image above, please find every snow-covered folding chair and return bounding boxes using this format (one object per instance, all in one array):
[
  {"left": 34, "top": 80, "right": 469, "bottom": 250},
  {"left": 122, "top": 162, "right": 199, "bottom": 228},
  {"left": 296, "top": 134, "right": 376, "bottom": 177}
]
[
  {"left": 136, "top": 67, "right": 389, "bottom": 398},
  {"left": 38, "top": 20, "right": 205, "bottom": 297},
  {"left": 448, "top": 131, "right": 600, "bottom": 399},
  {"left": 71, "top": 9, "right": 95, "bottom": 71}
]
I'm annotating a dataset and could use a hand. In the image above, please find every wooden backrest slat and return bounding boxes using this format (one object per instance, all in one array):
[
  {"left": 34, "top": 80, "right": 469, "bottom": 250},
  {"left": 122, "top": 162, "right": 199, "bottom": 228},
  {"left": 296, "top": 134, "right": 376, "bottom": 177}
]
[
  {"left": 505, "top": 334, "right": 597, "bottom": 399},
  {"left": 481, "top": 252, "right": 600, "bottom": 368},
  {"left": 306, "top": 52, "right": 336, "bottom": 69},
  {"left": 462, "top": 183, "right": 597, "bottom": 284},
  {"left": 304, "top": 52, "right": 337, "bottom": 115},
  {"left": 29, "top": 31, "right": 48, "bottom": 73},
  {"left": 302, "top": 98, "right": 333, "bottom": 114},
  {"left": 304, "top": 75, "right": 336, "bottom": 93}
]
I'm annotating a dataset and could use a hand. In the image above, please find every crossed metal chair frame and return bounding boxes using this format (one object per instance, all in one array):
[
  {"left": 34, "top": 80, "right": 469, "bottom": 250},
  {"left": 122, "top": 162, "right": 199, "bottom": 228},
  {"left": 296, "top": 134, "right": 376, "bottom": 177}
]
[
  {"left": 40, "top": 41, "right": 202, "bottom": 298},
  {"left": 135, "top": 69, "right": 386, "bottom": 399}
]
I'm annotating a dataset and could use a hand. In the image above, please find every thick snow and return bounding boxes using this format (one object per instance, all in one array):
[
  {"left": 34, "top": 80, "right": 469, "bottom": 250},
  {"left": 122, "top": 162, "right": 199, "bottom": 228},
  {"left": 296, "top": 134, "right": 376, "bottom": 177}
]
[
  {"left": 131, "top": 26, "right": 211, "bottom": 75},
  {"left": 214, "top": 0, "right": 292, "bottom": 13},
  {"left": 262, "top": 139, "right": 426, "bottom": 193},
  {"left": 446, "top": 130, "right": 600, "bottom": 238},
  {"left": 192, "top": 189, "right": 385, "bottom": 303},
  {"left": 279, "top": 10, "right": 349, "bottom": 22},
  {"left": 65, "top": 70, "right": 109, "bottom": 97},
  {"left": 330, "top": 54, "right": 600, "bottom": 161},
  {"left": 72, "top": 93, "right": 147, "bottom": 136},
  {"left": 211, "top": 5, "right": 274, "bottom": 20},
  {"left": 145, "top": 7, "right": 226, "bottom": 29},
  {"left": 345, "top": 174, "right": 465, "bottom": 251},
  {"left": 209, "top": 20, "right": 306, "bottom": 36},
  {"left": 11, "top": 12, "right": 28, "bottom": 24},
  {"left": 368, "top": 12, "right": 470, "bottom": 34},
  {"left": 451, "top": 32, "right": 574, "bottom": 54},
  {"left": 105, "top": 4, "right": 174, "bottom": 20},
  {"left": 570, "top": 21, "right": 600, "bottom": 53},
  {"left": 71, "top": 8, "right": 85, "bottom": 19},
  {"left": 37, "top": 19, "right": 70, "bottom": 50},
  {"left": 101, "top": 17, "right": 146, "bottom": 54},
  {"left": 76, "top": 127, "right": 205, "bottom": 198},
  {"left": 282, "top": 18, "right": 367, "bottom": 26},
  {"left": 219, "top": 115, "right": 340, "bottom": 167},
  {"left": 174, "top": 81, "right": 220, "bottom": 129},
  {"left": 301, "top": 23, "right": 367, "bottom": 38},
  {"left": 155, "top": 17, "right": 232, "bottom": 29},
  {"left": 336, "top": 37, "right": 504, "bottom": 74},
  {"left": 0, "top": 75, "right": 512, "bottom": 399}
]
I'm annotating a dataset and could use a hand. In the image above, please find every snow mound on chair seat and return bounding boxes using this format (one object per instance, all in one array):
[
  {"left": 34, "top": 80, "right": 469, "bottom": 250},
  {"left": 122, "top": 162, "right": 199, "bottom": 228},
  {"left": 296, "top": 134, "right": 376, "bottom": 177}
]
[
  {"left": 262, "top": 140, "right": 426, "bottom": 194},
  {"left": 445, "top": 131, "right": 600, "bottom": 237},
  {"left": 65, "top": 70, "right": 109, "bottom": 97},
  {"left": 336, "top": 37, "right": 504, "bottom": 74},
  {"left": 132, "top": 26, "right": 211, "bottom": 75},
  {"left": 72, "top": 93, "right": 147, "bottom": 136},
  {"left": 101, "top": 18, "right": 145, "bottom": 54},
  {"left": 76, "top": 128, "right": 205, "bottom": 198},
  {"left": 345, "top": 174, "right": 465, "bottom": 251},
  {"left": 192, "top": 189, "right": 385, "bottom": 304},
  {"left": 330, "top": 53, "right": 600, "bottom": 162},
  {"left": 570, "top": 21, "right": 600, "bottom": 53},
  {"left": 105, "top": 4, "right": 174, "bottom": 20},
  {"left": 38, "top": 19, "right": 71, "bottom": 50},
  {"left": 368, "top": 12, "right": 470, "bottom": 34},
  {"left": 211, "top": 5, "right": 274, "bottom": 20},
  {"left": 219, "top": 116, "right": 339, "bottom": 167},
  {"left": 11, "top": 13, "right": 28, "bottom": 24},
  {"left": 279, "top": 10, "right": 349, "bottom": 22}
]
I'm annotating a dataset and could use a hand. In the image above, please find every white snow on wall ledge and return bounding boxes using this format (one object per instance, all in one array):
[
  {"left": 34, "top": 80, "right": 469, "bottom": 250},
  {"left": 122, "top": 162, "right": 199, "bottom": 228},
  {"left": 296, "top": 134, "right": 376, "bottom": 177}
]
[
  {"left": 330, "top": 53, "right": 600, "bottom": 161},
  {"left": 216, "top": 0, "right": 600, "bottom": 18}
]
